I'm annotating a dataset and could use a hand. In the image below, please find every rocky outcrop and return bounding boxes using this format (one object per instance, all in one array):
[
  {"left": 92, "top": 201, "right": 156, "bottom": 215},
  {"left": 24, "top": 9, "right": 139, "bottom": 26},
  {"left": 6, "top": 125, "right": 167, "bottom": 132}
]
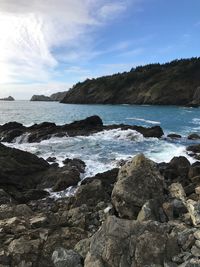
[
  {"left": 1, "top": 141, "right": 200, "bottom": 266},
  {"left": 0, "top": 143, "right": 85, "bottom": 202},
  {"left": 112, "top": 154, "right": 164, "bottom": 219},
  {"left": 61, "top": 57, "right": 200, "bottom": 106},
  {"left": 0, "top": 115, "right": 164, "bottom": 143},
  {"left": 30, "top": 91, "right": 67, "bottom": 102},
  {"left": 0, "top": 96, "right": 15, "bottom": 101},
  {"left": 30, "top": 95, "right": 53, "bottom": 101}
]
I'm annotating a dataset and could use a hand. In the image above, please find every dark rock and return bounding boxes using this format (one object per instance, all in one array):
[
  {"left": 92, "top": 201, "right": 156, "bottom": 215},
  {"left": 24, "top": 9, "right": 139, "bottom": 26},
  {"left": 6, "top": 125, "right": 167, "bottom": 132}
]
[
  {"left": 159, "top": 156, "right": 190, "bottom": 185},
  {"left": 188, "top": 133, "right": 200, "bottom": 140},
  {"left": 0, "top": 189, "right": 15, "bottom": 204},
  {"left": 0, "top": 143, "right": 49, "bottom": 190},
  {"left": 112, "top": 154, "right": 164, "bottom": 219},
  {"left": 187, "top": 144, "right": 200, "bottom": 153},
  {"left": 47, "top": 157, "right": 57, "bottom": 163},
  {"left": 74, "top": 179, "right": 109, "bottom": 207},
  {"left": 81, "top": 168, "right": 119, "bottom": 196},
  {"left": 0, "top": 116, "right": 164, "bottom": 143},
  {"left": 63, "top": 158, "right": 86, "bottom": 173},
  {"left": 0, "top": 96, "right": 14, "bottom": 101},
  {"left": 30, "top": 95, "right": 53, "bottom": 101},
  {"left": 167, "top": 134, "right": 182, "bottom": 139}
]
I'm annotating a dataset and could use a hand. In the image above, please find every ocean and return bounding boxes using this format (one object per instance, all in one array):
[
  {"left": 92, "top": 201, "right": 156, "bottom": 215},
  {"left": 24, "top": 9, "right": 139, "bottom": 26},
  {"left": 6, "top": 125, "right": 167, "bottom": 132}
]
[{"left": 0, "top": 100, "right": 200, "bottom": 179}]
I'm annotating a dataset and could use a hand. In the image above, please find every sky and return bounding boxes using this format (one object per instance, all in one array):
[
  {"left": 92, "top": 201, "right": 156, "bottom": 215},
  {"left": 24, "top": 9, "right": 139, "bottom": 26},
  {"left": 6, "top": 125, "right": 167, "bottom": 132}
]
[{"left": 0, "top": 0, "right": 200, "bottom": 99}]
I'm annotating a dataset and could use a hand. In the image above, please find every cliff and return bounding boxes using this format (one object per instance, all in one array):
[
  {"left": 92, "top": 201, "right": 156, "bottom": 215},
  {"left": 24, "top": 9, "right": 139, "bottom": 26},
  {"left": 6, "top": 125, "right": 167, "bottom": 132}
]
[
  {"left": 0, "top": 96, "right": 15, "bottom": 101},
  {"left": 61, "top": 57, "right": 200, "bottom": 106},
  {"left": 50, "top": 91, "right": 67, "bottom": 101}
]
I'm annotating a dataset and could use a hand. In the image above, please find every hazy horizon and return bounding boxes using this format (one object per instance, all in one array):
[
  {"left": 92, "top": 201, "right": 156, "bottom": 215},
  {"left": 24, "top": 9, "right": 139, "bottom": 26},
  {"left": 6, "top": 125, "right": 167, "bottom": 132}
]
[{"left": 0, "top": 0, "right": 200, "bottom": 100}]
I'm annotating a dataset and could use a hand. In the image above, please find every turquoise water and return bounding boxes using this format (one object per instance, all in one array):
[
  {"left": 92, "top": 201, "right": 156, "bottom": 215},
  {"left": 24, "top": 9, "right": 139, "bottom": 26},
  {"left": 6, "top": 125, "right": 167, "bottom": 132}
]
[
  {"left": 1, "top": 101, "right": 200, "bottom": 180},
  {"left": 0, "top": 100, "right": 200, "bottom": 135}
]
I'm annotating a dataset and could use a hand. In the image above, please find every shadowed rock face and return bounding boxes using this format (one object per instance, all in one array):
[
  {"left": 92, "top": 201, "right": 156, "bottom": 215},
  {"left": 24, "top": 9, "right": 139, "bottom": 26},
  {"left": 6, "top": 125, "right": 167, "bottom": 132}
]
[
  {"left": 61, "top": 57, "right": 200, "bottom": 106},
  {"left": 0, "top": 143, "right": 84, "bottom": 202},
  {"left": 0, "top": 115, "right": 164, "bottom": 143}
]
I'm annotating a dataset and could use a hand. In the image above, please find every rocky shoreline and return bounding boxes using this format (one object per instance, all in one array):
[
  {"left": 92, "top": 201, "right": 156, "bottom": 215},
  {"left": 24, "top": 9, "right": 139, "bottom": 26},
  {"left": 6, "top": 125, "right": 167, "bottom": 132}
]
[{"left": 0, "top": 116, "right": 200, "bottom": 266}]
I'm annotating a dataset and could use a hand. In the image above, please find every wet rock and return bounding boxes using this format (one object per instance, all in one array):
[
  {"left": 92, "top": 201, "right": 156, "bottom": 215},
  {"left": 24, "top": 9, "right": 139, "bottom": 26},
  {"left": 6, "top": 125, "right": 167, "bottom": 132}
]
[
  {"left": 188, "top": 133, "right": 200, "bottom": 140},
  {"left": 47, "top": 157, "right": 57, "bottom": 163},
  {"left": 0, "top": 116, "right": 164, "bottom": 143},
  {"left": 112, "top": 154, "right": 164, "bottom": 219},
  {"left": 167, "top": 134, "right": 182, "bottom": 139},
  {"left": 187, "top": 144, "right": 200, "bottom": 154},
  {"left": 63, "top": 158, "right": 86, "bottom": 173},
  {"left": 0, "top": 143, "right": 49, "bottom": 190},
  {"left": 52, "top": 248, "right": 83, "bottom": 267}
]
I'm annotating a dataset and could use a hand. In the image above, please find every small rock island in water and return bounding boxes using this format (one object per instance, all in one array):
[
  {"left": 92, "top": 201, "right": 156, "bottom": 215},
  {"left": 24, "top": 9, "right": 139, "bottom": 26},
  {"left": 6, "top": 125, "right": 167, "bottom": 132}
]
[{"left": 0, "top": 96, "right": 15, "bottom": 101}]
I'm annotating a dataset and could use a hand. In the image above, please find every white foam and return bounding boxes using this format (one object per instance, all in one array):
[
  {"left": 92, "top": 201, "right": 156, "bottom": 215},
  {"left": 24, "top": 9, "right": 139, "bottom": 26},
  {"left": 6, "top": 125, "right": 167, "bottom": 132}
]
[
  {"left": 193, "top": 118, "right": 200, "bottom": 125},
  {"left": 126, "top": 117, "right": 160, "bottom": 125},
  {"left": 89, "top": 128, "right": 144, "bottom": 142}
]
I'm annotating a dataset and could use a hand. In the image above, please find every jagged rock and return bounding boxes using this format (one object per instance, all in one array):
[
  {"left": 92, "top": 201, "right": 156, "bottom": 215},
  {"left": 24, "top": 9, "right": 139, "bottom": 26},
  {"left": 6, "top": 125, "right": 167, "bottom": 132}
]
[
  {"left": 85, "top": 215, "right": 180, "bottom": 267},
  {"left": 81, "top": 168, "right": 119, "bottom": 196},
  {"left": 137, "top": 199, "right": 166, "bottom": 222},
  {"left": 75, "top": 238, "right": 91, "bottom": 259},
  {"left": 169, "top": 183, "right": 186, "bottom": 201},
  {"left": 0, "top": 143, "right": 49, "bottom": 190},
  {"left": 186, "top": 200, "right": 200, "bottom": 226},
  {"left": 112, "top": 154, "right": 164, "bottom": 219},
  {"left": 74, "top": 179, "right": 109, "bottom": 207},
  {"left": 52, "top": 248, "right": 83, "bottom": 267},
  {"left": 0, "top": 116, "right": 164, "bottom": 143},
  {"left": 159, "top": 156, "right": 190, "bottom": 185},
  {"left": 63, "top": 158, "right": 86, "bottom": 173}
]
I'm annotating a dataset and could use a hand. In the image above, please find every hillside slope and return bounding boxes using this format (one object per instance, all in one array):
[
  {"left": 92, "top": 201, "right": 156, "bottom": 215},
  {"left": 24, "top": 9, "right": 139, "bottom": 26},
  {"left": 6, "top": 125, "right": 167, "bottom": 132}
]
[{"left": 61, "top": 58, "right": 200, "bottom": 106}]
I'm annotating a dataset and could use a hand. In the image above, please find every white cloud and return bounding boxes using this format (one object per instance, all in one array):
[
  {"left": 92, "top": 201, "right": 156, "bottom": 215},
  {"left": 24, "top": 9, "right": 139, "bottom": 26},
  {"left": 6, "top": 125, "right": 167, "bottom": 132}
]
[{"left": 0, "top": 0, "right": 131, "bottom": 85}]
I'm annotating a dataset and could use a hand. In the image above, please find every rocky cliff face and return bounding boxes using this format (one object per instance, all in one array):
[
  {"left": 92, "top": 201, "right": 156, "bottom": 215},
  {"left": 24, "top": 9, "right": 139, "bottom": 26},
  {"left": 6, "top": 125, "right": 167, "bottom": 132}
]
[{"left": 61, "top": 57, "right": 200, "bottom": 106}]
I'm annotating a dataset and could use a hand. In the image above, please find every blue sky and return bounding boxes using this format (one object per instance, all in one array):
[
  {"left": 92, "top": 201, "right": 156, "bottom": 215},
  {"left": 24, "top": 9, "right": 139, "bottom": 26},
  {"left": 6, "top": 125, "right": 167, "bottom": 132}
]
[{"left": 0, "top": 0, "right": 200, "bottom": 99}]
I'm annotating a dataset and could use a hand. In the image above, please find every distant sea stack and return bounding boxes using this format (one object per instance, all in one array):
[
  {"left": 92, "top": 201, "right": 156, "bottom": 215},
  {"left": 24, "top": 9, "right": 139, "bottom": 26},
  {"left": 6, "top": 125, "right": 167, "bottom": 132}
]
[
  {"left": 30, "top": 91, "right": 67, "bottom": 102},
  {"left": 0, "top": 96, "right": 15, "bottom": 101},
  {"left": 30, "top": 95, "right": 52, "bottom": 101},
  {"left": 61, "top": 57, "right": 200, "bottom": 107}
]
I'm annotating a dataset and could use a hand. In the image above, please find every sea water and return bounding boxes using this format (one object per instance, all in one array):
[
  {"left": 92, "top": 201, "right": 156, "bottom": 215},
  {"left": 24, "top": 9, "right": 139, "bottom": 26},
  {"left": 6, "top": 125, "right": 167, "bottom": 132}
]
[{"left": 0, "top": 100, "right": 200, "bottom": 178}]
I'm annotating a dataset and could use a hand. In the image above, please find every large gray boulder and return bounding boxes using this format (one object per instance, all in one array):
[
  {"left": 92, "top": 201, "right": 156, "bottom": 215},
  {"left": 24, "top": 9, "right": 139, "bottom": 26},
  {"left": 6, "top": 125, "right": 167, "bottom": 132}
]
[
  {"left": 112, "top": 154, "right": 164, "bottom": 219},
  {"left": 85, "top": 215, "right": 180, "bottom": 267},
  {"left": 52, "top": 248, "right": 83, "bottom": 267}
]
